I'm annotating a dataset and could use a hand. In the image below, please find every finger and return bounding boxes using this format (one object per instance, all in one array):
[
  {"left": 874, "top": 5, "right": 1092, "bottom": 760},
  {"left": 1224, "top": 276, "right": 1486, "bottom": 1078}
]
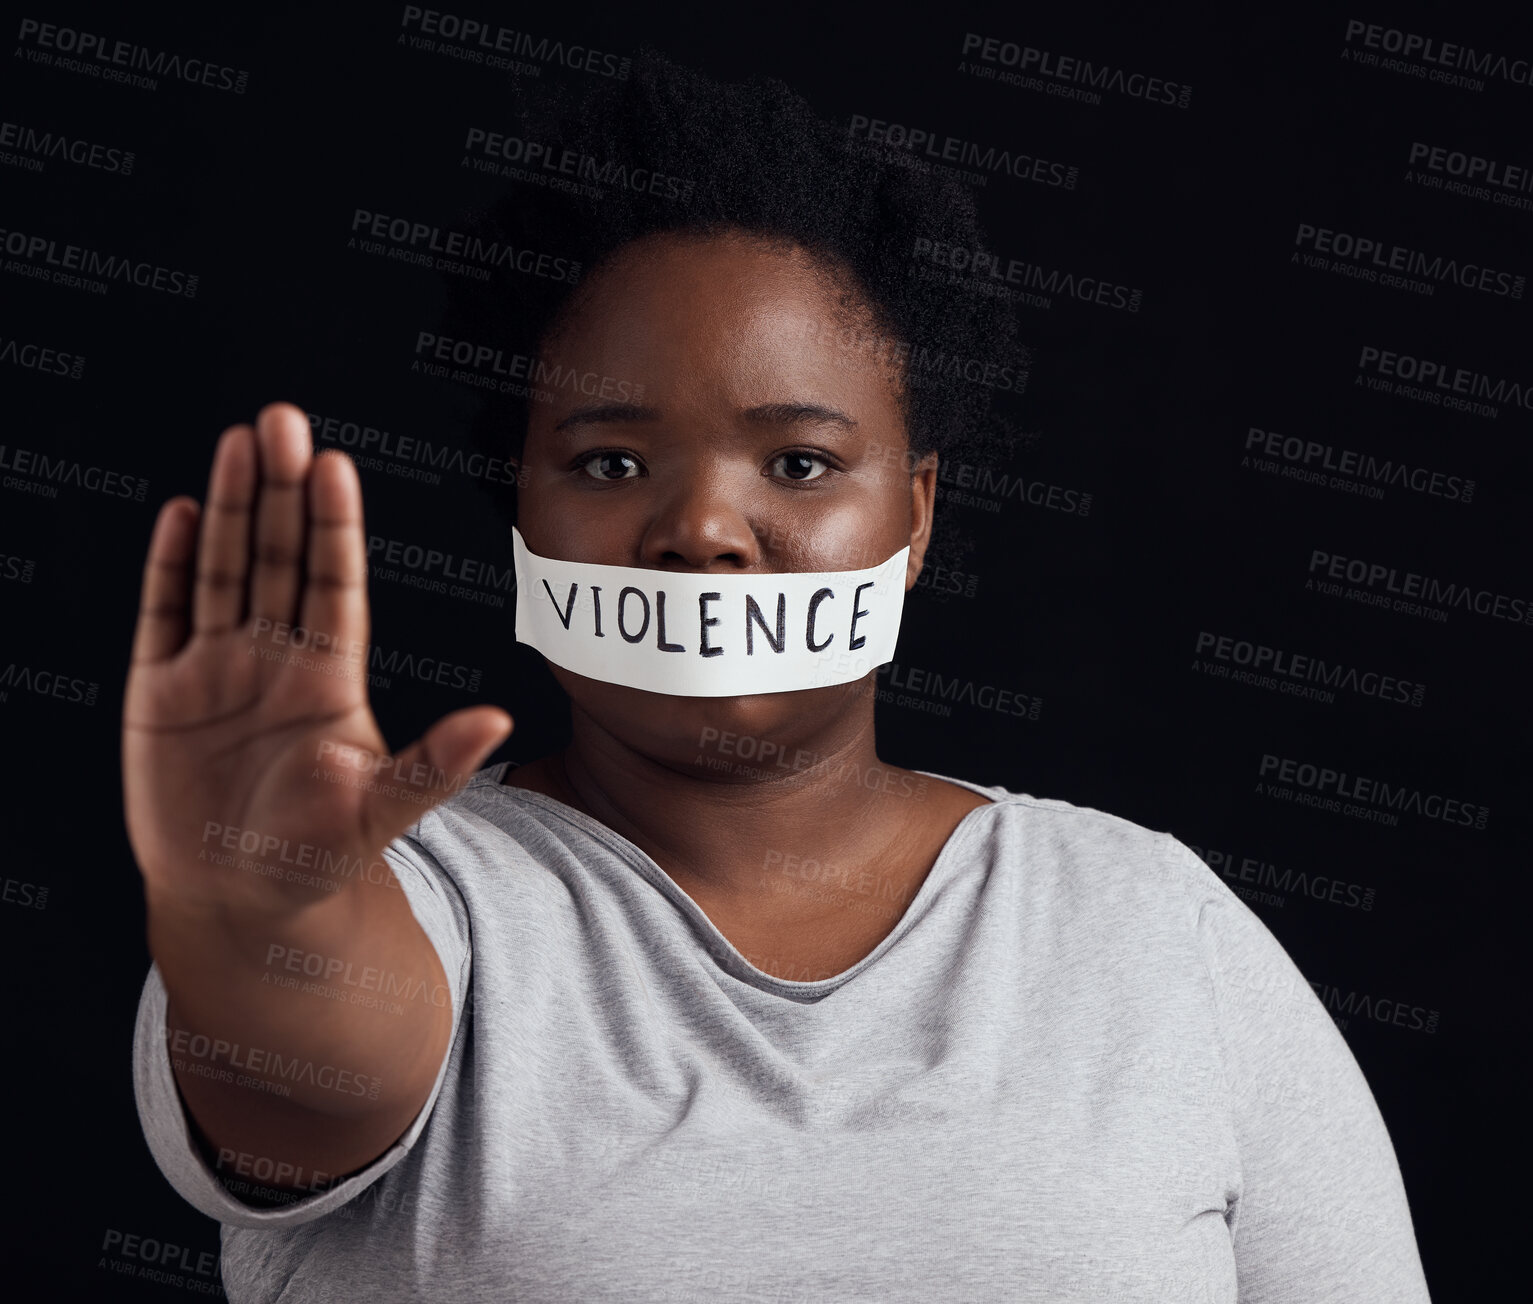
[
  {"left": 359, "top": 707, "right": 514, "bottom": 850},
  {"left": 299, "top": 450, "right": 369, "bottom": 663},
  {"left": 249, "top": 402, "right": 314, "bottom": 628},
  {"left": 191, "top": 423, "right": 256, "bottom": 636},
  {"left": 130, "top": 497, "right": 201, "bottom": 664}
]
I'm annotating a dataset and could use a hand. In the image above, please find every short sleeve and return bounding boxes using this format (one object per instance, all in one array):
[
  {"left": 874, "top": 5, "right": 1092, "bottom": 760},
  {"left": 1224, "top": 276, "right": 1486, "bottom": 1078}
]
[
  {"left": 131, "top": 829, "right": 472, "bottom": 1229},
  {"left": 1166, "top": 838, "right": 1432, "bottom": 1302}
]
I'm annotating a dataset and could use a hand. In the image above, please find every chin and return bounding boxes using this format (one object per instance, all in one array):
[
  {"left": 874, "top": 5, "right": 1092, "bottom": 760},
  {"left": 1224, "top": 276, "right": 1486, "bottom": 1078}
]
[{"left": 550, "top": 665, "right": 872, "bottom": 770}]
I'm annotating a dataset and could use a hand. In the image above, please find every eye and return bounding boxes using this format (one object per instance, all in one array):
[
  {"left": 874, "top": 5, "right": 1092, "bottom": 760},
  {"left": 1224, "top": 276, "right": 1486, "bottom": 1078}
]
[
  {"left": 577, "top": 449, "right": 644, "bottom": 481},
  {"left": 769, "top": 450, "right": 832, "bottom": 482}
]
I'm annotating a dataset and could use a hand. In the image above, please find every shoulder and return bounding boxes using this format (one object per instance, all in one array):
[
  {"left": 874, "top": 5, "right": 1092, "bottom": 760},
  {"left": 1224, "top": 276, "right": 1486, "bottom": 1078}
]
[
  {"left": 946, "top": 775, "right": 1215, "bottom": 893},
  {"left": 385, "top": 764, "right": 624, "bottom": 918},
  {"left": 398, "top": 763, "right": 558, "bottom": 848},
  {"left": 938, "top": 776, "right": 1247, "bottom": 942},
  {"left": 379, "top": 764, "right": 550, "bottom": 899},
  {"left": 977, "top": 791, "right": 1318, "bottom": 1017}
]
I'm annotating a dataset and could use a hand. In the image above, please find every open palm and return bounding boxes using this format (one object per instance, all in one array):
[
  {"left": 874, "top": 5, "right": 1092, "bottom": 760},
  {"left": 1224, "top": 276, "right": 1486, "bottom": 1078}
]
[{"left": 122, "top": 402, "right": 511, "bottom": 916}]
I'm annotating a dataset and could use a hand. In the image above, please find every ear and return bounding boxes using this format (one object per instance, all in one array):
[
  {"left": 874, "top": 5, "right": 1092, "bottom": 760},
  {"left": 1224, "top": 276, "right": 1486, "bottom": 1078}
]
[{"left": 904, "top": 450, "right": 938, "bottom": 591}]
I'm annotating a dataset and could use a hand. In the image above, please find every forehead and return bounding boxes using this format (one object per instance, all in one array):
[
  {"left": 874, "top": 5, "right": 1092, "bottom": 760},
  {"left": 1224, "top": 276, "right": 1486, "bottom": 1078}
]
[{"left": 539, "top": 232, "right": 902, "bottom": 402}]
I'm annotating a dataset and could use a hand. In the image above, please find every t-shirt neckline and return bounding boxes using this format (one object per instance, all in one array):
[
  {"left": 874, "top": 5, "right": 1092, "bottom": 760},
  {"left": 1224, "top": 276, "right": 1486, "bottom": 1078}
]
[{"left": 472, "top": 760, "right": 1006, "bottom": 998}]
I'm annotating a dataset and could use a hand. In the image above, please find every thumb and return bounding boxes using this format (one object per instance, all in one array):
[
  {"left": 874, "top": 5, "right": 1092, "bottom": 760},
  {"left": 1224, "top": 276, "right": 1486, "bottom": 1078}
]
[{"left": 365, "top": 705, "right": 514, "bottom": 841}]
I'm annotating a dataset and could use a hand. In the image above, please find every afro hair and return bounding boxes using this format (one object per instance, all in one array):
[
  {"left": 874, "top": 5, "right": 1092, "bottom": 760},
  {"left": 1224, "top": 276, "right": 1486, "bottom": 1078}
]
[{"left": 434, "top": 48, "right": 1030, "bottom": 560}]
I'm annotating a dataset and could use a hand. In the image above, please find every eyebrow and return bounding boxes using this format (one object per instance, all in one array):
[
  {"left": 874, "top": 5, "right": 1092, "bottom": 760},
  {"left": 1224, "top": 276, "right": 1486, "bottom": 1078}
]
[
  {"left": 551, "top": 401, "right": 858, "bottom": 434},
  {"left": 552, "top": 403, "right": 661, "bottom": 433},
  {"left": 743, "top": 402, "right": 857, "bottom": 430}
]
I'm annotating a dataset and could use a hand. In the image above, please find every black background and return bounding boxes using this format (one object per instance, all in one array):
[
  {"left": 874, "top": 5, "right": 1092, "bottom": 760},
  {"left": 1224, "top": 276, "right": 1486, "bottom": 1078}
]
[{"left": 2, "top": 1, "right": 1525, "bottom": 1297}]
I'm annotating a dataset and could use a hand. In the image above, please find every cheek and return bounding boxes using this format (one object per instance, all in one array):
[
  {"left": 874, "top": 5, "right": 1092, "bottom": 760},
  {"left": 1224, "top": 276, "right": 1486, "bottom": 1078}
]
[
  {"left": 760, "top": 489, "right": 907, "bottom": 571},
  {"left": 510, "top": 474, "right": 623, "bottom": 559}
]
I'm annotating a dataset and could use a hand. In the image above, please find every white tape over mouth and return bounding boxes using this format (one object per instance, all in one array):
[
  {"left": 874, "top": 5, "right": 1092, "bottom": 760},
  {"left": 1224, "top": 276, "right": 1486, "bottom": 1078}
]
[{"left": 512, "top": 526, "right": 910, "bottom": 697}]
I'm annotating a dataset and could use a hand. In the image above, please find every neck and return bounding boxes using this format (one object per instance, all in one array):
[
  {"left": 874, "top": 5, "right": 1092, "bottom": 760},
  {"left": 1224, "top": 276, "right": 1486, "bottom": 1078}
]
[{"left": 545, "top": 698, "right": 931, "bottom": 910}]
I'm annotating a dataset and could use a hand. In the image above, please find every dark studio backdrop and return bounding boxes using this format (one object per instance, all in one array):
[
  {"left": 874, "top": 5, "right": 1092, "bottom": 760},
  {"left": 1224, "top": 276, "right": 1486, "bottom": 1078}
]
[{"left": 2, "top": 1, "right": 1525, "bottom": 1297}]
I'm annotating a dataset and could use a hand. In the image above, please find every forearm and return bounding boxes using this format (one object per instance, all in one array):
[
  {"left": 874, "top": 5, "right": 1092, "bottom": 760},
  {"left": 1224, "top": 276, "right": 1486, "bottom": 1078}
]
[{"left": 146, "top": 868, "right": 452, "bottom": 1146}]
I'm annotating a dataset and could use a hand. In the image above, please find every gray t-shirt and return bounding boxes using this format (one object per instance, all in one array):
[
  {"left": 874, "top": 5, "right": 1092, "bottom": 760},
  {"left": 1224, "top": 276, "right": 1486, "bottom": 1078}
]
[{"left": 132, "top": 763, "right": 1432, "bottom": 1302}]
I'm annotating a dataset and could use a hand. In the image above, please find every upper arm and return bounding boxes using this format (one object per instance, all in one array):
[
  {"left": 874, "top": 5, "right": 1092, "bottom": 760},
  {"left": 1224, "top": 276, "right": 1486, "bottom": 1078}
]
[{"left": 1190, "top": 879, "right": 1432, "bottom": 1302}]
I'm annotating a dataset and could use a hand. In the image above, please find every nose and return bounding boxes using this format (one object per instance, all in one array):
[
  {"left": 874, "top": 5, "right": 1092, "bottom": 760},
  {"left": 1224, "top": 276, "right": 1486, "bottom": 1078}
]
[{"left": 638, "top": 463, "right": 764, "bottom": 572}]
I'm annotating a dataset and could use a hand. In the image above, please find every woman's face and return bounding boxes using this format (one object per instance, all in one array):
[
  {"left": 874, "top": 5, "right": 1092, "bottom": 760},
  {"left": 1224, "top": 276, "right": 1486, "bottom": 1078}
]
[{"left": 515, "top": 229, "right": 937, "bottom": 765}]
